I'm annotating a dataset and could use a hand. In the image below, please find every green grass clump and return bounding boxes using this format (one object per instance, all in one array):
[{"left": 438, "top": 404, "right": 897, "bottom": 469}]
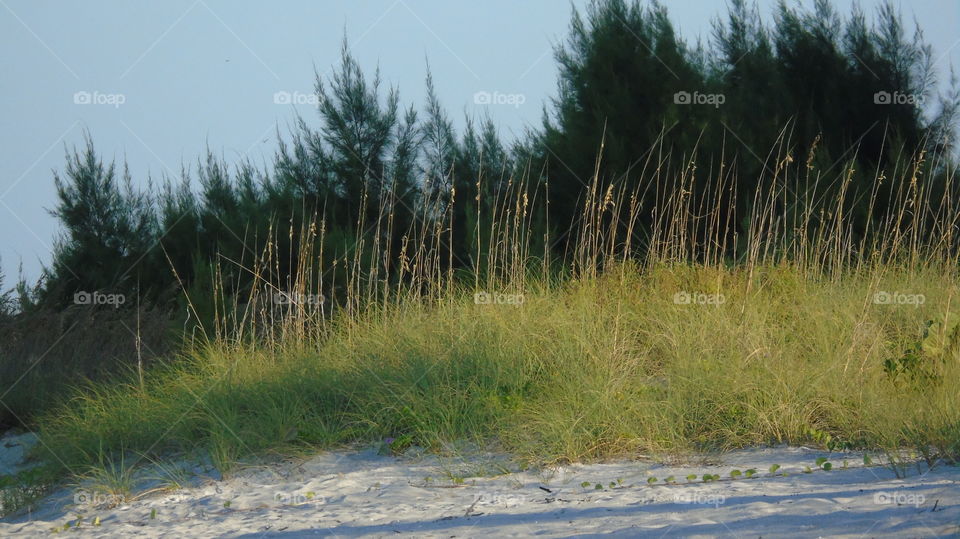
[
  {"left": 31, "top": 262, "right": 960, "bottom": 479},
  {"left": 0, "top": 465, "right": 59, "bottom": 516}
]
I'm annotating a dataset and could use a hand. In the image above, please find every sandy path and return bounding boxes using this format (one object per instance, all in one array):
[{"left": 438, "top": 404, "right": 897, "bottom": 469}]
[{"left": 2, "top": 445, "right": 957, "bottom": 537}]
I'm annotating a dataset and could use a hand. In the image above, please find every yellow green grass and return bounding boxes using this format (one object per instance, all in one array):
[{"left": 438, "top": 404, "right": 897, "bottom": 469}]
[
  {"left": 36, "top": 262, "right": 959, "bottom": 474},
  {"left": 24, "top": 143, "right": 960, "bottom": 491}
]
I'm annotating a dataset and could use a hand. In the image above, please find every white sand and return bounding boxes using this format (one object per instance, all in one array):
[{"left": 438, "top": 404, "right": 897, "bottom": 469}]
[{"left": 1, "top": 443, "right": 958, "bottom": 538}]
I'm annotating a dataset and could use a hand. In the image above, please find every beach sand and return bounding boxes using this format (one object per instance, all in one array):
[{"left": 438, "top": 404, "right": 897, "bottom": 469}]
[{"left": 2, "top": 440, "right": 957, "bottom": 538}]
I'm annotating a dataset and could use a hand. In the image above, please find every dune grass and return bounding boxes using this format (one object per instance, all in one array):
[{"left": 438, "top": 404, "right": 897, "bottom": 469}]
[
  {"left": 18, "top": 141, "right": 960, "bottom": 502},
  {"left": 35, "top": 261, "right": 960, "bottom": 475}
]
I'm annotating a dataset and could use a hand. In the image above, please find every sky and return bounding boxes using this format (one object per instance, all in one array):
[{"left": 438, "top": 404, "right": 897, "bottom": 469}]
[{"left": 1, "top": 0, "right": 958, "bottom": 283}]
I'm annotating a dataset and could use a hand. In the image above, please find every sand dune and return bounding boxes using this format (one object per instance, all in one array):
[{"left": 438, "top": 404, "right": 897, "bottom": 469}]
[{"left": 2, "top": 444, "right": 957, "bottom": 538}]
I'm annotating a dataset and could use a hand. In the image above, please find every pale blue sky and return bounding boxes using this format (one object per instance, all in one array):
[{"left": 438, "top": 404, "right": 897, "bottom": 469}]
[{"left": 1, "top": 0, "right": 957, "bottom": 282}]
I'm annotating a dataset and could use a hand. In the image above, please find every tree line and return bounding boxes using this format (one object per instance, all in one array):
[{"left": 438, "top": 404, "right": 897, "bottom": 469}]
[{"left": 23, "top": 0, "right": 959, "bottom": 314}]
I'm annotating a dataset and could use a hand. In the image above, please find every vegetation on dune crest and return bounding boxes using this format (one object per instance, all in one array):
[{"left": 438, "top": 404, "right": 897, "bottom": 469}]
[
  {"left": 35, "top": 262, "right": 960, "bottom": 472},
  {"left": 33, "top": 118, "right": 960, "bottom": 473}
]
